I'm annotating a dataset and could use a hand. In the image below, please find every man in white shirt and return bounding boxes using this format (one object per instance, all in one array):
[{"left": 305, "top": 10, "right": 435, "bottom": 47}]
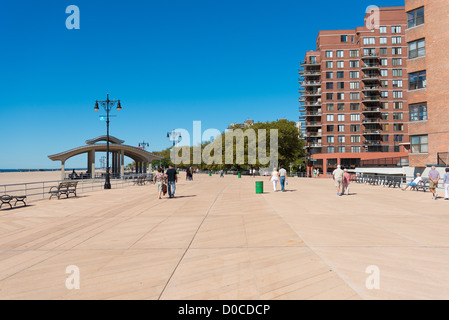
[
  {"left": 279, "top": 167, "right": 287, "bottom": 192},
  {"left": 402, "top": 173, "right": 422, "bottom": 191},
  {"left": 332, "top": 165, "right": 344, "bottom": 196}
]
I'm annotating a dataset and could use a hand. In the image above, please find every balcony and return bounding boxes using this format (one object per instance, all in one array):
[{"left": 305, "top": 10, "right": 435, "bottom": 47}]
[
  {"left": 307, "top": 143, "right": 322, "bottom": 148},
  {"left": 305, "top": 111, "right": 322, "bottom": 117},
  {"left": 304, "top": 132, "right": 322, "bottom": 138},
  {"left": 362, "top": 96, "right": 381, "bottom": 103},
  {"left": 362, "top": 118, "right": 381, "bottom": 124},
  {"left": 302, "top": 91, "right": 321, "bottom": 97},
  {"left": 362, "top": 86, "right": 380, "bottom": 92},
  {"left": 300, "top": 60, "right": 321, "bottom": 67},
  {"left": 364, "top": 140, "right": 382, "bottom": 146},
  {"left": 302, "top": 81, "right": 321, "bottom": 87},
  {"left": 304, "top": 122, "right": 322, "bottom": 127},
  {"left": 361, "top": 63, "right": 380, "bottom": 70},
  {"left": 302, "top": 71, "right": 321, "bottom": 77},
  {"left": 363, "top": 129, "right": 382, "bottom": 135},
  {"left": 361, "top": 75, "right": 380, "bottom": 82},
  {"left": 361, "top": 51, "right": 380, "bottom": 60},
  {"left": 362, "top": 107, "right": 381, "bottom": 113}
]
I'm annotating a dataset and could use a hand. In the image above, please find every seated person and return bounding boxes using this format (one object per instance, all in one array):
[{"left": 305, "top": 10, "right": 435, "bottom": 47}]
[{"left": 402, "top": 173, "right": 422, "bottom": 191}]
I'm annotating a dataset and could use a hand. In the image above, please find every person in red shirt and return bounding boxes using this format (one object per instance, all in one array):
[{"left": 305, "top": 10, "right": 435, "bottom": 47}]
[{"left": 342, "top": 169, "right": 351, "bottom": 195}]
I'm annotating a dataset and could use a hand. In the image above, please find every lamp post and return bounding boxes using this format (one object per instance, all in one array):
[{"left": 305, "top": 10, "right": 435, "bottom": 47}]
[
  {"left": 167, "top": 130, "right": 182, "bottom": 168},
  {"left": 138, "top": 141, "right": 149, "bottom": 150},
  {"left": 94, "top": 93, "right": 122, "bottom": 189}
]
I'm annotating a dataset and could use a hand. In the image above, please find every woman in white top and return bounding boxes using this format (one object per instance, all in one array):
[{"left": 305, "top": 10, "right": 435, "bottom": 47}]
[{"left": 269, "top": 168, "right": 280, "bottom": 192}]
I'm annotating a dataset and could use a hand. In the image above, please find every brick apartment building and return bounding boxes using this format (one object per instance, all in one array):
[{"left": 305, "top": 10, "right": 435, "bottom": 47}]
[
  {"left": 299, "top": 7, "right": 410, "bottom": 175},
  {"left": 405, "top": 0, "right": 449, "bottom": 167}
]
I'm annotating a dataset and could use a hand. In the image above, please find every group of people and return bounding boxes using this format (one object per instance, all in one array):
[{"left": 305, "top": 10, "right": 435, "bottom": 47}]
[
  {"left": 403, "top": 166, "right": 449, "bottom": 200},
  {"left": 332, "top": 165, "right": 351, "bottom": 196},
  {"left": 269, "top": 167, "right": 288, "bottom": 192}
]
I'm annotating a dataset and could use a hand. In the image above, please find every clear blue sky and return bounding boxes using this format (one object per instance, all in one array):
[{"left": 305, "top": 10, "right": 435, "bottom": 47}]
[{"left": 0, "top": 0, "right": 405, "bottom": 169}]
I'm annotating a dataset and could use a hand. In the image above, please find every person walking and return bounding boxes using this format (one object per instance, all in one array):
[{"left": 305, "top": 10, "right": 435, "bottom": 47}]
[
  {"left": 332, "top": 165, "right": 344, "bottom": 196},
  {"left": 269, "top": 168, "right": 280, "bottom": 192},
  {"left": 402, "top": 173, "right": 422, "bottom": 191},
  {"left": 429, "top": 165, "right": 440, "bottom": 200},
  {"left": 153, "top": 168, "right": 166, "bottom": 199},
  {"left": 220, "top": 169, "right": 224, "bottom": 178},
  {"left": 342, "top": 169, "right": 351, "bottom": 195},
  {"left": 443, "top": 168, "right": 449, "bottom": 200},
  {"left": 279, "top": 166, "right": 287, "bottom": 192},
  {"left": 165, "top": 165, "right": 178, "bottom": 198}
]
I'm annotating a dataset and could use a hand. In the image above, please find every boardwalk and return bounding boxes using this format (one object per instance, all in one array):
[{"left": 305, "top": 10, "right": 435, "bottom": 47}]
[{"left": 1, "top": 174, "right": 449, "bottom": 300}]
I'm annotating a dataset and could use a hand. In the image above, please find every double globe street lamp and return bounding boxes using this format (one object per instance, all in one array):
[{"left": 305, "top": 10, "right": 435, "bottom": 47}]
[
  {"left": 167, "top": 130, "right": 182, "bottom": 168},
  {"left": 94, "top": 93, "right": 122, "bottom": 189}
]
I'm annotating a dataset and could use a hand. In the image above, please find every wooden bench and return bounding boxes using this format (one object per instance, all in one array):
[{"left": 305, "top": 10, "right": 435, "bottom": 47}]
[
  {"left": 49, "top": 182, "right": 78, "bottom": 200},
  {"left": 0, "top": 195, "right": 27, "bottom": 209}
]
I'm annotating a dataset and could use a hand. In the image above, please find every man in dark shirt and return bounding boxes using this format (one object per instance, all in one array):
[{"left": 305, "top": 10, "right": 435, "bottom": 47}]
[{"left": 165, "top": 165, "right": 178, "bottom": 198}]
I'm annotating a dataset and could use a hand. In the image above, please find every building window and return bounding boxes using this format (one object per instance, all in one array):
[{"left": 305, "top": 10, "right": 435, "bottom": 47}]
[
  {"left": 394, "top": 102, "right": 403, "bottom": 110},
  {"left": 381, "top": 112, "right": 389, "bottom": 120},
  {"left": 350, "top": 103, "right": 360, "bottom": 110},
  {"left": 408, "top": 7, "right": 424, "bottom": 28},
  {"left": 336, "top": 50, "right": 344, "bottom": 58},
  {"left": 327, "top": 146, "right": 335, "bottom": 153},
  {"left": 381, "top": 91, "right": 388, "bottom": 98},
  {"left": 337, "top": 114, "right": 345, "bottom": 122},
  {"left": 380, "top": 26, "right": 387, "bottom": 34},
  {"left": 393, "top": 91, "right": 403, "bottom": 98},
  {"left": 363, "top": 37, "right": 375, "bottom": 45},
  {"left": 351, "top": 135, "right": 360, "bottom": 143},
  {"left": 392, "top": 36, "right": 402, "bottom": 44},
  {"left": 393, "top": 123, "right": 404, "bottom": 131},
  {"left": 392, "top": 69, "right": 403, "bottom": 77},
  {"left": 337, "top": 82, "right": 345, "bottom": 90},
  {"left": 341, "top": 35, "right": 348, "bottom": 43},
  {"left": 326, "top": 82, "right": 334, "bottom": 90},
  {"left": 326, "top": 103, "right": 334, "bottom": 111},
  {"left": 337, "top": 93, "right": 345, "bottom": 100},
  {"left": 326, "top": 61, "right": 333, "bottom": 68},
  {"left": 327, "top": 93, "right": 334, "bottom": 100},
  {"left": 380, "top": 69, "right": 388, "bottom": 77},
  {"left": 380, "top": 58, "right": 388, "bottom": 66},
  {"left": 380, "top": 37, "right": 387, "bottom": 45},
  {"left": 327, "top": 136, "right": 334, "bottom": 143},
  {"left": 410, "top": 102, "right": 427, "bottom": 121},
  {"left": 409, "top": 70, "right": 426, "bottom": 90},
  {"left": 350, "top": 82, "right": 359, "bottom": 89},
  {"left": 338, "top": 135, "right": 345, "bottom": 143},
  {"left": 380, "top": 48, "right": 388, "bottom": 56},
  {"left": 392, "top": 47, "right": 402, "bottom": 55},
  {"left": 408, "top": 39, "right": 425, "bottom": 59},
  {"left": 337, "top": 71, "right": 344, "bottom": 79},
  {"left": 392, "top": 80, "right": 403, "bottom": 88},
  {"left": 392, "top": 26, "right": 402, "bottom": 34},
  {"left": 392, "top": 58, "right": 402, "bottom": 66},
  {"left": 350, "top": 60, "right": 359, "bottom": 68},
  {"left": 411, "top": 135, "right": 428, "bottom": 153},
  {"left": 327, "top": 114, "right": 334, "bottom": 122},
  {"left": 350, "top": 92, "right": 359, "bottom": 100},
  {"left": 393, "top": 112, "right": 403, "bottom": 120},
  {"left": 349, "top": 50, "right": 359, "bottom": 58},
  {"left": 349, "top": 71, "right": 359, "bottom": 79},
  {"left": 337, "top": 61, "right": 344, "bottom": 69},
  {"left": 350, "top": 124, "right": 360, "bottom": 132},
  {"left": 326, "top": 72, "right": 334, "bottom": 79},
  {"left": 381, "top": 80, "right": 388, "bottom": 88},
  {"left": 337, "top": 103, "right": 345, "bottom": 111},
  {"left": 350, "top": 114, "right": 360, "bottom": 121},
  {"left": 326, "top": 51, "right": 333, "bottom": 58},
  {"left": 381, "top": 102, "right": 389, "bottom": 109},
  {"left": 338, "top": 125, "right": 345, "bottom": 132},
  {"left": 351, "top": 146, "right": 361, "bottom": 153}
]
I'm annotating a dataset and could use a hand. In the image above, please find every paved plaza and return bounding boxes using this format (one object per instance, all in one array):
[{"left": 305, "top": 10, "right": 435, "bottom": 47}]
[{"left": 1, "top": 174, "right": 449, "bottom": 300}]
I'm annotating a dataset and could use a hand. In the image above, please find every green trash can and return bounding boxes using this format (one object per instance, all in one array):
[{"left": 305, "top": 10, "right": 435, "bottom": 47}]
[
  {"left": 255, "top": 181, "right": 263, "bottom": 194},
  {"left": 209, "top": 172, "right": 212, "bottom": 176},
  {"left": 238, "top": 173, "right": 241, "bottom": 178}
]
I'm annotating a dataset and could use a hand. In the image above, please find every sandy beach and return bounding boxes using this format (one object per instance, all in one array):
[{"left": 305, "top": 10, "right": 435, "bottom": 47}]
[{"left": 0, "top": 171, "right": 66, "bottom": 185}]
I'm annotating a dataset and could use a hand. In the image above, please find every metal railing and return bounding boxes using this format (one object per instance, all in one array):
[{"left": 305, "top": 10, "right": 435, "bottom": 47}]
[
  {"left": 359, "top": 157, "right": 408, "bottom": 168},
  {"left": 0, "top": 174, "right": 153, "bottom": 204}
]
